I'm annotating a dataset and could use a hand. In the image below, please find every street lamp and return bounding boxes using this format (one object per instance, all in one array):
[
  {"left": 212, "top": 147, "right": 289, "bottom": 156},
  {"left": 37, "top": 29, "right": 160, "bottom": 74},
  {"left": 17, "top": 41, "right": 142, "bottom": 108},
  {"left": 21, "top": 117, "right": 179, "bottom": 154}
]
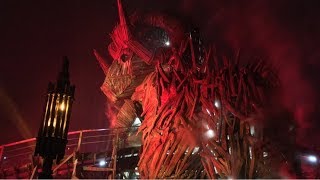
[{"left": 34, "top": 57, "right": 75, "bottom": 179}]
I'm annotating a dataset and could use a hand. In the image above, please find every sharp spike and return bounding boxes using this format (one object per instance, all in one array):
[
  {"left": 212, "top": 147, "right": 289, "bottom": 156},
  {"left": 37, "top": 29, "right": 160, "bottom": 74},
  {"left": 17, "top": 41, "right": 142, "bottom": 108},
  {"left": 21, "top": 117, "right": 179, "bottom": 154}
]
[
  {"left": 57, "top": 56, "right": 70, "bottom": 85},
  {"left": 117, "top": 0, "right": 129, "bottom": 41},
  {"left": 93, "top": 49, "right": 109, "bottom": 75}
]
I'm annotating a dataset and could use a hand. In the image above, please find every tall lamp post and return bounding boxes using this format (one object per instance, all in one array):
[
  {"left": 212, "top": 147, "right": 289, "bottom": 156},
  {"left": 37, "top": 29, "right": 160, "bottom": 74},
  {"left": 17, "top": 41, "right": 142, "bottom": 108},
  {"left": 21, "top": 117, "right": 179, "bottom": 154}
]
[{"left": 34, "top": 57, "right": 75, "bottom": 179}]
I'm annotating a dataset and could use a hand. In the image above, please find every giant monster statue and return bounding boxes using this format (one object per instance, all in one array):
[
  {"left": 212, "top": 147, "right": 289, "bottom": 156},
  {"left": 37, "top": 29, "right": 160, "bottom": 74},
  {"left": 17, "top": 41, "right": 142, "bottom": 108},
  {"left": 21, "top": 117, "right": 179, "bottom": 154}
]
[{"left": 94, "top": 0, "right": 282, "bottom": 178}]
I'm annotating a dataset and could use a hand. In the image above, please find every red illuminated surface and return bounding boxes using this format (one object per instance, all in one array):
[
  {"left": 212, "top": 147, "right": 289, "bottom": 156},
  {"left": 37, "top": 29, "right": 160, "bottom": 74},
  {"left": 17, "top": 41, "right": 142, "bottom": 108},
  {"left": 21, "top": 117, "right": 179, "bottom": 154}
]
[
  {"left": 0, "top": 0, "right": 319, "bottom": 178},
  {"left": 93, "top": 0, "right": 320, "bottom": 178}
]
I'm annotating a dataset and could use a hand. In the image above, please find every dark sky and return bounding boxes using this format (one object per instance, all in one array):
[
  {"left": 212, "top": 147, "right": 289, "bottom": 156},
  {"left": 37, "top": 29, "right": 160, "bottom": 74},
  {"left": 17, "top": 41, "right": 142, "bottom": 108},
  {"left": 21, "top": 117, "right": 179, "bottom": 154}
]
[
  {"left": 0, "top": 0, "right": 320, "bottom": 149},
  {"left": 0, "top": 0, "right": 119, "bottom": 144}
]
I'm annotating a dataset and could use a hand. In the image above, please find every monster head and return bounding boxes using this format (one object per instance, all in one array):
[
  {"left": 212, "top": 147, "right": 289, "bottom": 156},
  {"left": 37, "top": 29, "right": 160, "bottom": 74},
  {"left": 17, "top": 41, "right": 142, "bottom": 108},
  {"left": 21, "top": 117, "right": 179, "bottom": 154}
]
[{"left": 95, "top": 0, "right": 186, "bottom": 127}]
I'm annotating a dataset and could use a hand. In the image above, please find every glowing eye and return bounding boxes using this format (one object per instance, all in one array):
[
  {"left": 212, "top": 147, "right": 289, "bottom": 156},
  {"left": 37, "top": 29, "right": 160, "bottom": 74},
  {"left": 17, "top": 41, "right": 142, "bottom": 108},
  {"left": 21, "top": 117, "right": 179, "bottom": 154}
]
[
  {"left": 120, "top": 54, "right": 129, "bottom": 62},
  {"left": 165, "top": 41, "right": 170, "bottom": 46}
]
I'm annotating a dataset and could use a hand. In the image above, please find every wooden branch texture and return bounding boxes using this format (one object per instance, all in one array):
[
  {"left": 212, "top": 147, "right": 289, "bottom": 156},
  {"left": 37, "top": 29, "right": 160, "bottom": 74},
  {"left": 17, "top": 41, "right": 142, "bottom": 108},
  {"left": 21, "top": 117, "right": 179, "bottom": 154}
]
[{"left": 98, "top": 12, "right": 280, "bottom": 178}]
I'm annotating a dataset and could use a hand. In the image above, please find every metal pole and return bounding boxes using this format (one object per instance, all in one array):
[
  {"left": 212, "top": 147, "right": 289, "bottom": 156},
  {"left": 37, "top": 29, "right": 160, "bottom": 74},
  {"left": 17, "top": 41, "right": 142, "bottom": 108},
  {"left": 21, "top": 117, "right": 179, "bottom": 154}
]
[
  {"left": 30, "top": 165, "right": 38, "bottom": 179},
  {"left": 71, "top": 152, "right": 78, "bottom": 178},
  {"left": 38, "top": 157, "right": 53, "bottom": 179},
  {"left": 76, "top": 131, "right": 83, "bottom": 152},
  {"left": 71, "top": 131, "right": 83, "bottom": 178},
  {"left": 111, "top": 129, "right": 119, "bottom": 179}
]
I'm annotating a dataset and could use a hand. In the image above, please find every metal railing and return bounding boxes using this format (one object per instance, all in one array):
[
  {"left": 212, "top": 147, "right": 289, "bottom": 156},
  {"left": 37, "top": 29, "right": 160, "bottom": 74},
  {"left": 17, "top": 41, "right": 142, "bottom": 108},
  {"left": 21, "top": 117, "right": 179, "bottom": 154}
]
[{"left": 0, "top": 126, "right": 140, "bottom": 179}]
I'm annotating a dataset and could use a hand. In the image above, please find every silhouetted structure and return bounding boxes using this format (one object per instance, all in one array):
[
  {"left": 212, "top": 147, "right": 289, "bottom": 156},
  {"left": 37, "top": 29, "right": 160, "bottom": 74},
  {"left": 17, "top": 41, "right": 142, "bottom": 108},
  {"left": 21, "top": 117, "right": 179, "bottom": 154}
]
[{"left": 34, "top": 57, "right": 75, "bottom": 178}]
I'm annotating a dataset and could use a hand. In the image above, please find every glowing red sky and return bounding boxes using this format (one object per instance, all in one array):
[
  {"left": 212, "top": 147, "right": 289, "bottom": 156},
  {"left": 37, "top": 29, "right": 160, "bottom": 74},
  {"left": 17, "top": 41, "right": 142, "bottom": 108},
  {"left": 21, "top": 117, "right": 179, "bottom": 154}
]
[{"left": 0, "top": 0, "right": 319, "bottom": 150}]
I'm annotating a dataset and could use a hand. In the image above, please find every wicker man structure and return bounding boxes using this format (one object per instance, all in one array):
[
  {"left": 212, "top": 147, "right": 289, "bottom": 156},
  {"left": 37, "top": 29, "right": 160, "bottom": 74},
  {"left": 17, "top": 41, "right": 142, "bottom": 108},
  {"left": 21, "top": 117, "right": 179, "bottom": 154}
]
[{"left": 94, "top": 0, "right": 281, "bottom": 178}]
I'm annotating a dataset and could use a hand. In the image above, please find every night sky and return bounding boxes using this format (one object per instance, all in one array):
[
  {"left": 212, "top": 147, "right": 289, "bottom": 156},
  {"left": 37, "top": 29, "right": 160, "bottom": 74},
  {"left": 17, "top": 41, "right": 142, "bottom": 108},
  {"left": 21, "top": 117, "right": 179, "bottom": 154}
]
[{"left": 0, "top": 0, "right": 320, "bottom": 151}]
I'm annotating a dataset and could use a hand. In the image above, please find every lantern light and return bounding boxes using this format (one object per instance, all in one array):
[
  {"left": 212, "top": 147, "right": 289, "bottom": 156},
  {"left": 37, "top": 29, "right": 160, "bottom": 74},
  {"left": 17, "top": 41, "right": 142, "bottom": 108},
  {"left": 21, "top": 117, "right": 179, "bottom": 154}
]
[
  {"left": 59, "top": 102, "right": 65, "bottom": 111},
  {"left": 34, "top": 57, "right": 75, "bottom": 179}
]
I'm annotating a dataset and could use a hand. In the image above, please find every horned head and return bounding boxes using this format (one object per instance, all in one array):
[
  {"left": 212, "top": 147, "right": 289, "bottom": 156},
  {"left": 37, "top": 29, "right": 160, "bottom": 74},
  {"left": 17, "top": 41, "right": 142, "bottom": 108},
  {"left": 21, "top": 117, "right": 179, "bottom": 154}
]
[{"left": 117, "top": 0, "right": 130, "bottom": 42}]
